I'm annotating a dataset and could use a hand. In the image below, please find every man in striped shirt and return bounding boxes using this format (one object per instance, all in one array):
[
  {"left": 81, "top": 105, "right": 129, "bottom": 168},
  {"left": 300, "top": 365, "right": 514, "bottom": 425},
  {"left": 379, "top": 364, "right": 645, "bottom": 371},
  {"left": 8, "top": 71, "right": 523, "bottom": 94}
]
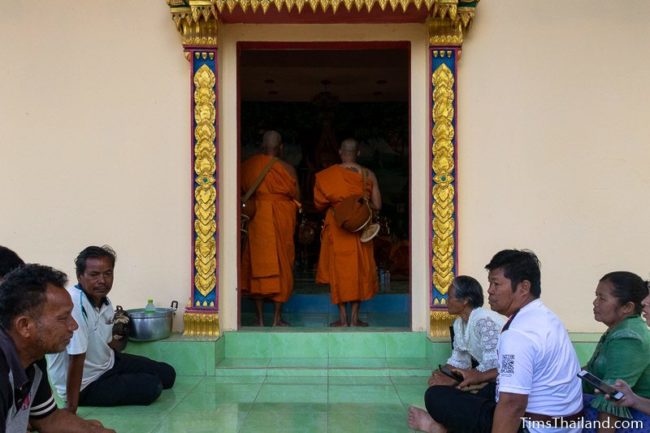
[{"left": 0, "top": 263, "right": 115, "bottom": 433}]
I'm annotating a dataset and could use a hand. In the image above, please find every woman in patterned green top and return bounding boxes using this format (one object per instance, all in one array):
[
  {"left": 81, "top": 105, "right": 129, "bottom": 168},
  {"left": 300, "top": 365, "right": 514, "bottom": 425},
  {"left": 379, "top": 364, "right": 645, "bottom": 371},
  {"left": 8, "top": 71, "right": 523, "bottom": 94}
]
[{"left": 584, "top": 271, "right": 650, "bottom": 433}]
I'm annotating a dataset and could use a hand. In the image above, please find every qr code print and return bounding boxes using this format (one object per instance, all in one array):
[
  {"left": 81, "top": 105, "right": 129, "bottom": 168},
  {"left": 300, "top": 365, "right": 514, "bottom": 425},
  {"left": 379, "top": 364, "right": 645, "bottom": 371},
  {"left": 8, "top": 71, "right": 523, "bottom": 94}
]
[{"left": 501, "top": 354, "right": 515, "bottom": 376}]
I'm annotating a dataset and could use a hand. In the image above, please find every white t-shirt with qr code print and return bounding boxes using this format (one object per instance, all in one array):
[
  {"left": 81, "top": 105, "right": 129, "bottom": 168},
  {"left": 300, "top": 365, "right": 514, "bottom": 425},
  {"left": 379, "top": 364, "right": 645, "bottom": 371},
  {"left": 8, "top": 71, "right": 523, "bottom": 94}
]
[{"left": 496, "top": 299, "right": 582, "bottom": 433}]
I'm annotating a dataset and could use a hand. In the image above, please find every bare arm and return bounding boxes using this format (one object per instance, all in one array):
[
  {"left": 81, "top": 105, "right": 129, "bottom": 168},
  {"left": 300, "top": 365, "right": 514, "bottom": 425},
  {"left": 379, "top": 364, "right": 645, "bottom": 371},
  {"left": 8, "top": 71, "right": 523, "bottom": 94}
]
[
  {"left": 65, "top": 353, "right": 86, "bottom": 414},
  {"left": 368, "top": 170, "right": 382, "bottom": 211},
  {"left": 597, "top": 411, "right": 617, "bottom": 433},
  {"left": 491, "top": 392, "right": 527, "bottom": 433},
  {"left": 611, "top": 379, "right": 650, "bottom": 414},
  {"left": 108, "top": 337, "right": 126, "bottom": 352},
  {"left": 31, "top": 409, "right": 116, "bottom": 433}
]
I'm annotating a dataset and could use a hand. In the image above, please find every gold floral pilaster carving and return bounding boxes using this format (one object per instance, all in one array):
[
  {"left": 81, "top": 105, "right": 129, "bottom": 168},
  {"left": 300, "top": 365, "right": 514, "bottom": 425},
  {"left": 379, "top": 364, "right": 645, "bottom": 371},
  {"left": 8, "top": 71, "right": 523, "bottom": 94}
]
[
  {"left": 193, "top": 63, "right": 217, "bottom": 301},
  {"left": 430, "top": 310, "right": 455, "bottom": 338},
  {"left": 429, "top": 51, "right": 457, "bottom": 338},
  {"left": 186, "top": 50, "right": 220, "bottom": 337},
  {"left": 183, "top": 309, "right": 220, "bottom": 338}
]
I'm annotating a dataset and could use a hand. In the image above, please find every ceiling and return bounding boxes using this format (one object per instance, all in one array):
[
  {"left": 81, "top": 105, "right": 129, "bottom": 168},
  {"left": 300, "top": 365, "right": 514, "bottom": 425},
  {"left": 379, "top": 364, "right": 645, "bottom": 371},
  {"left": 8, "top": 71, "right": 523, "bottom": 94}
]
[{"left": 238, "top": 48, "right": 410, "bottom": 102}]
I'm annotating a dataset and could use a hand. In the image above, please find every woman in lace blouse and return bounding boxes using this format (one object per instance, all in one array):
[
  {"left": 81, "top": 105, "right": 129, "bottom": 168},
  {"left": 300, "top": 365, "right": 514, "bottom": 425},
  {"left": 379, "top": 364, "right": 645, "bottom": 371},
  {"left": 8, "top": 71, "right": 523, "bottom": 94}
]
[
  {"left": 408, "top": 276, "right": 506, "bottom": 432},
  {"left": 429, "top": 275, "right": 505, "bottom": 393}
]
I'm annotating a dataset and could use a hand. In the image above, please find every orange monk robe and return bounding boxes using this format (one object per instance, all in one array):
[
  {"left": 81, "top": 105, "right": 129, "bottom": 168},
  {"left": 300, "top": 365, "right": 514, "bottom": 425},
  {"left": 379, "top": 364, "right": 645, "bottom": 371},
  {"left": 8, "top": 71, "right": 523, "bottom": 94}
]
[
  {"left": 240, "top": 154, "right": 298, "bottom": 303},
  {"left": 314, "top": 165, "right": 378, "bottom": 305}
]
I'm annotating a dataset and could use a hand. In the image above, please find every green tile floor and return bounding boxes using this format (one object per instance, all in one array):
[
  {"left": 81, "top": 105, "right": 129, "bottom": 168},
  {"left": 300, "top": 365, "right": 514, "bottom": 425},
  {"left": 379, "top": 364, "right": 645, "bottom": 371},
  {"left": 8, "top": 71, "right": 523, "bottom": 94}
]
[
  {"left": 70, "top": 331, "right": 599, "bottom": 433},
  {"left": 77, "top": 374, "right": 431, "bottom": 433}
]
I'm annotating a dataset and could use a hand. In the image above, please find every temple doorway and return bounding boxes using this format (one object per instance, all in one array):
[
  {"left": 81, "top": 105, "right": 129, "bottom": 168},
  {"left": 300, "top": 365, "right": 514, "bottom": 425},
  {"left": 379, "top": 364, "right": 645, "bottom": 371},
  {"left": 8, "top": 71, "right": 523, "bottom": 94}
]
[{"left": 238, "top": 43, "right": 411, "bottom": 328}]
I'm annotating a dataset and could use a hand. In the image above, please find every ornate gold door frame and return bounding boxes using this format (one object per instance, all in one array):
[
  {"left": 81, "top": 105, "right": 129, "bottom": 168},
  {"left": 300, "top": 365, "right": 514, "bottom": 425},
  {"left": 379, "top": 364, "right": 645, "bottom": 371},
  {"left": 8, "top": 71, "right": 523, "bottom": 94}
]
[{"left": 165, "top": 0, "right": 481, "bottom": 337}]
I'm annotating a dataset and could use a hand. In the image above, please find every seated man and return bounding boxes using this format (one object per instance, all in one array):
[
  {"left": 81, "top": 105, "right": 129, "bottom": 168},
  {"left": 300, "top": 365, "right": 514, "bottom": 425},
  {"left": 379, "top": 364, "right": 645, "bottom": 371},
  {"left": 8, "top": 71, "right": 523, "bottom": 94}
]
[
  {"left": 46, "top": 246, "right": 175, "bottom": 413},
  {"left": 409, "top": 249, "right": 583, "bottom": 433},
  {"left": 0, "top": 245, "right": 25, "bottom": 282},
  {"left": 0, "top": 263, "right": 115, "bottom": 432}
]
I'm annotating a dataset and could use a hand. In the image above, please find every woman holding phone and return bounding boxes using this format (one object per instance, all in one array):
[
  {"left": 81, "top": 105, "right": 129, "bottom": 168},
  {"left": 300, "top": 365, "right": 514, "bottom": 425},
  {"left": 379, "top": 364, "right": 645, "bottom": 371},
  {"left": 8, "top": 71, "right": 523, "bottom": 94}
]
[
  {"left": 408, "top": 275, "right": 505, "bottom": 431},
  {"left": 583, "top": 271, "right": 650, "bottom": 433},
  {"left": 428, "top": 275, "right": 505, "bottom": 392},
  {"left": 603, "top": 291, "right": 650, "bottom": 417}
]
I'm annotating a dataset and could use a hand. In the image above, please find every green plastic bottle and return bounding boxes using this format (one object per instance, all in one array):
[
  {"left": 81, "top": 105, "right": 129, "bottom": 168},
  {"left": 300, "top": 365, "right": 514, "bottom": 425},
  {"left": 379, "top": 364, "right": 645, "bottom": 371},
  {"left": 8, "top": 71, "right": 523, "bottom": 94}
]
[{"left": 144, "top": 299, "right": 155, "bottom": 314}]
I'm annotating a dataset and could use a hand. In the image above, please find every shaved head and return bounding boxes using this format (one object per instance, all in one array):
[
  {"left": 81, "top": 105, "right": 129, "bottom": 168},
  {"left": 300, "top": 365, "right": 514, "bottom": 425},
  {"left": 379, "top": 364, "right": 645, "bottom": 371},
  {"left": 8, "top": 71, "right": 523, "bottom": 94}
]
[
  {"left": 261, "top": 130, "right": 282, "bottom": 154},
  {"left": 339, "top": 138, "right": 359, "bottom": 163},
  {"left": 340, "top": 138, "right": 358, "bottom": 153}
]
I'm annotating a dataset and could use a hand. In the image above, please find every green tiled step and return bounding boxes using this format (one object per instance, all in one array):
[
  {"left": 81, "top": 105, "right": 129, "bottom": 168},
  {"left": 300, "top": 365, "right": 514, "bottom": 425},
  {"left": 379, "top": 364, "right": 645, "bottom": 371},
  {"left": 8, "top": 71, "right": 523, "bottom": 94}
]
[
  {"left": 124, "top": 331, "right": 600, "bottom": 377},
  {"left": 221, "top": 331, "right": 433, "bottom": 358},
  {"left": 214, "top": 357, "right": 435, "bottom": 377},
  {"left": 215, "top": 331, "right": 442, "bottom": 376}
]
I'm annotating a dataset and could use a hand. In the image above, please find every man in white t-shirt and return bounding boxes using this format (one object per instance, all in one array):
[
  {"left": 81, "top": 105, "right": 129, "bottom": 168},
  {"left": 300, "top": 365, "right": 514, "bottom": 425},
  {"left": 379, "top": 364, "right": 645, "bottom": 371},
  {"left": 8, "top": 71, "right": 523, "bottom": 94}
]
[
  {"left": 408, "top": 249, "right": 583, "bottom": 433},
  {"left": 46, "top": 246, "right": 175, "bottom": 413}
]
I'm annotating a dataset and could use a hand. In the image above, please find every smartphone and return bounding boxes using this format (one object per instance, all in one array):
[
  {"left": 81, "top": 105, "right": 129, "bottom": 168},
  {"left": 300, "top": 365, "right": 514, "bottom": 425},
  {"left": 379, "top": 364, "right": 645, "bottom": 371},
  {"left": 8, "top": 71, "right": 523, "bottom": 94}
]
[
  {"left": 438, "top": 364, "right": 464, "bottom": 382},
  {"left": 577, "top": 370, "right": 624, "bottom": 401}
]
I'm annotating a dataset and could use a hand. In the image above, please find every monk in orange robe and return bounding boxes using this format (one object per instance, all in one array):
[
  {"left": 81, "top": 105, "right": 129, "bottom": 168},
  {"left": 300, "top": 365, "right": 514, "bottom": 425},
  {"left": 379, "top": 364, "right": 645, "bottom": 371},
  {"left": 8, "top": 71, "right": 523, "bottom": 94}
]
[
  {"left": 240, "top": 130, "right": 299, "bottom": 326},
  {"left": 314, "top": 138, "right": 381, "bottom": 327}
]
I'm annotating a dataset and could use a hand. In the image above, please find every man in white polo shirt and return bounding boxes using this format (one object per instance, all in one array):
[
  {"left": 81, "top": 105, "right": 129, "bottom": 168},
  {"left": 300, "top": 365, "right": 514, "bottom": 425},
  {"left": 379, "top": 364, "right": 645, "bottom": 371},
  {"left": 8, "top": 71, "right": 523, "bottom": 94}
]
[
  {"left": 46, "top": 246, "right": 175, "bottom": 413},
  {"left": 408, "top": 249, "right": 582, "bottom": 433},
  {"left": 487, "top": 249, "right": 582, "bottom": 433}
]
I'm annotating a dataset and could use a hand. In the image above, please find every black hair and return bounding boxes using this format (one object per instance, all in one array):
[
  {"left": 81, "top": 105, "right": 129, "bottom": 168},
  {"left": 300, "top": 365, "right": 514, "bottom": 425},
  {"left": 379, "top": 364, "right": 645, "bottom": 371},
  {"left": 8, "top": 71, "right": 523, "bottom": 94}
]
[
  {"left": 0, "top": 245, "right": 24, "bottom": 278},
  {"left": 485, "top": 249, "right": 542, "bottom": 298},
  {"left": 452, "top": 275, "right": 484, "bottom": 308},
  {"left": 75, "top": 245, "right": 116, "bottom": 277},
  {"left": 0, "top": 264, "right": 68, "bottom": 330},
  {"left": 600, "top": 271, "right": 649, "bottom": 315}
]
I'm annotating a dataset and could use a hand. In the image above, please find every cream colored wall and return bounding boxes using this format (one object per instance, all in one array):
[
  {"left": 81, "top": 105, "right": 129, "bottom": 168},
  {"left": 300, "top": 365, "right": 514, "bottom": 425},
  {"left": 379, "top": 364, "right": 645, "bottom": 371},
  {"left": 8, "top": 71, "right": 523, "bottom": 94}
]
[
  {"left": 456, "top": 0, "right": 650, "bottom": 332},
  {"left": 0, "top": 1, "right": 191, "bottom": 330},
  {"left": 1, "top": 1, "right": 648, "bottom": 333}
]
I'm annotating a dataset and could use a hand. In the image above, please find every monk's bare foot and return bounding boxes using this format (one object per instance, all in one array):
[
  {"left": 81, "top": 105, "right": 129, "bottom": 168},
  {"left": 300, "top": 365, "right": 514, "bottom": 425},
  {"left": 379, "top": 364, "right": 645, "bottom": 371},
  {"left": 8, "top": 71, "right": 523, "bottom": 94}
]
[
  {"left": 330, "top": 320, "right": 349, "bottom": 327},
  {"left": 407, "top": 407, "right": 446, "bottom": 433},
  {"left": 273, "top": 319, "right": 290, "bottom": 327},
  {"left": 351, "top": 319, "right": 368, "bottom": 327}
]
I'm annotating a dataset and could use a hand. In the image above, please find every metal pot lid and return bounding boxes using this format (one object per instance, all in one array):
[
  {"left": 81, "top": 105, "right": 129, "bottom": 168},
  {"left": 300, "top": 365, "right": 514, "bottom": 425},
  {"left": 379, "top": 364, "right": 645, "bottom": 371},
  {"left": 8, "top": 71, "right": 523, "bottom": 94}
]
[{"left": 127, "top": 307, "right": 175, "bottom": 319}]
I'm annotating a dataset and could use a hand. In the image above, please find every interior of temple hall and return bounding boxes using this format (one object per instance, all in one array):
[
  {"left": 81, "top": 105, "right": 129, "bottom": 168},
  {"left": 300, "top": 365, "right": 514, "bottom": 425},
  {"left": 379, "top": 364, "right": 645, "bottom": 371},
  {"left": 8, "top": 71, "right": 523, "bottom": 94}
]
[{"left": 239, "top": 47, "right": 411, "bottom": 327}]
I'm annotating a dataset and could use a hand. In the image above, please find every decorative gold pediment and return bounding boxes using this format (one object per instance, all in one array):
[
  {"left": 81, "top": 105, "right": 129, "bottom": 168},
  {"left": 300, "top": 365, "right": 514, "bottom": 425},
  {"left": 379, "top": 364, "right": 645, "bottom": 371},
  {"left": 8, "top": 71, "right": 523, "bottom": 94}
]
[
  {"left": 169, "top": 1, "right": 219, "bottom": 46},
  {"left": 170, "top": 0, "right": 477, "bottom": 14},
  {"left": 167, "top": 0, "right": 480, "bottom": 45}
]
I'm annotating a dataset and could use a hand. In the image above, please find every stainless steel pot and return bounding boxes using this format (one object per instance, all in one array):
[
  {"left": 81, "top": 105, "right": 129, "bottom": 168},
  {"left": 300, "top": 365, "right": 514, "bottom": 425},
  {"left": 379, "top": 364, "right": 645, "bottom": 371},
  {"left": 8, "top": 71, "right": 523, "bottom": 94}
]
[{"left": 127, "top": 300, "right": 178, "bottom": 342}]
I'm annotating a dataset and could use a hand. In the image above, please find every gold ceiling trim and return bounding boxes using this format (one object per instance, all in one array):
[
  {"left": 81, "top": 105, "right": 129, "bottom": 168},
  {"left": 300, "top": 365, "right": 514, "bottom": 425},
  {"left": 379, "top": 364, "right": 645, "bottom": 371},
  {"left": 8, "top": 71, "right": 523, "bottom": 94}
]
[
  {"left": 168, "top": 0, "right": 479, "bottom": 25},
  {"left": 168, "top": 0, "right": 479, "bottom": 45}
]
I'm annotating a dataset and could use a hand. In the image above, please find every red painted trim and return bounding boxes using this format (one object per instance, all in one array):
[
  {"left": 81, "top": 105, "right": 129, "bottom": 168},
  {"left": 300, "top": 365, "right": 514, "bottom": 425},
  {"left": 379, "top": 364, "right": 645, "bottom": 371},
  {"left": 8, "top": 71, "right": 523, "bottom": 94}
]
[
  {"left": 452, "top": 48, "right": 460, "bottom": 277},
  {"left": 236, "top": 46, "right": 243, "bottom": 330},
  {"left": 236, "top": 41, "right": 413, "bottom": 328},
  {"left": 238, "top": 41, "right": 411, "bottom": 51},
  {"left": 406, "top": 45, "right": 413, "bottom": 330},
  {"left": 426, "top": 47, "right": 432, "bottom": 311},
  {"left": 189, "top": 50, "right": 197, "bottom": 309},
  {"left": 214, "top": 49, "right": 221, "bottom": 312}
]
